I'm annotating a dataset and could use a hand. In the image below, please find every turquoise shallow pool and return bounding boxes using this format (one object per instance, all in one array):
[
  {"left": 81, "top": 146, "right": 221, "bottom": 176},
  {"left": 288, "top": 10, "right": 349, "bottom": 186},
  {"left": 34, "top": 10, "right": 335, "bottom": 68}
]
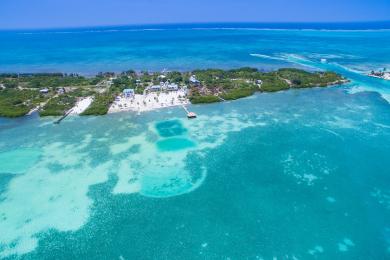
[
  {"left": 155, "top": 120, "right": 188, "bottom": 138},
  {"left": 155, "top": 120, "right": 196, "bottom": 152},
  {"left": 156, "top": 138, "right": 196, "bottom": 152}
]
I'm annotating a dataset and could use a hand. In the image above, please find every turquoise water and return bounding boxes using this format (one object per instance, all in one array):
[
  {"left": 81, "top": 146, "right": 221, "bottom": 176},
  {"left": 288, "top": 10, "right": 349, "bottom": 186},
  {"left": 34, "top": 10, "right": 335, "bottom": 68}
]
[
  {"left": 157, "top": 138, "right": 196, "bottom": 152},
  {"left": 155, "top": 120, "right": 188, "bottom": 138},
  {"left": 155, "top": 120, "right": 196, "bottom": 152},
  {"left": 0, "top": 25, "right": 390, "bottom": 75},
  {"left": 1, "top": 25, "right": 390, "bottom": 259}
]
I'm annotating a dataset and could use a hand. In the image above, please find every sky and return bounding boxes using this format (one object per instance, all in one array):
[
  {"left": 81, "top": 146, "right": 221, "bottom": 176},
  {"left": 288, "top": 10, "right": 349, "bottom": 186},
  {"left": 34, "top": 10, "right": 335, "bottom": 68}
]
[{"left": 0, "top": 0, "right": 389, "bottom": 29}]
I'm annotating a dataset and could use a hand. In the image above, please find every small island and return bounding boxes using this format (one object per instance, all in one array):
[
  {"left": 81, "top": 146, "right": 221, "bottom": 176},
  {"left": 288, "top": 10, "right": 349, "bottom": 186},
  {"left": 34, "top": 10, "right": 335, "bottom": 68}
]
[
  {"left": 0, "top": 68, "right": 346, "bottom": 118},
  {"left": 368, "top": 68, "right": 390, "bottom": 81}
]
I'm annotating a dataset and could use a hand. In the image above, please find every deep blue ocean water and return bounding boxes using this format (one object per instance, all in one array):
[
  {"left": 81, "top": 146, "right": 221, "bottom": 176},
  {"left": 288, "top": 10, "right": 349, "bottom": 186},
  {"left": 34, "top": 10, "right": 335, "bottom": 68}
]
[
  {"left": 0, "top": 22, "right": 390, "bottom": 75},
  {"left": 0, "top": 23, "right": 390, "bottom": 259}
]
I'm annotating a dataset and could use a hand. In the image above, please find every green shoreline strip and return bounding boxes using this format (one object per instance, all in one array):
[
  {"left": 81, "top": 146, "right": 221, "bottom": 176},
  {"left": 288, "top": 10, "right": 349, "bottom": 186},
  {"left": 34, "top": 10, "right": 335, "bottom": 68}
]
[{"left": 0, "top": 68, "right": 346, "bottom": 117}]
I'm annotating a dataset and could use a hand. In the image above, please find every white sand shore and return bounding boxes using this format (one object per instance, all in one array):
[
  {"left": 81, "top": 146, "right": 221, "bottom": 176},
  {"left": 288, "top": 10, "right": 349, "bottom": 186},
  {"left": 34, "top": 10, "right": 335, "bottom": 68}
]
[
  {"left": 27, "top": 107, "right": 39, "bottom": 115},
  {"left": 369, "top": 71, "right": 390, "bottom": 81},
  {"left": 70, "top": 96, "right": 93, "bottom": 115},
  {"left": 108, "top": 90, "right": 189, "bottom": 113}
]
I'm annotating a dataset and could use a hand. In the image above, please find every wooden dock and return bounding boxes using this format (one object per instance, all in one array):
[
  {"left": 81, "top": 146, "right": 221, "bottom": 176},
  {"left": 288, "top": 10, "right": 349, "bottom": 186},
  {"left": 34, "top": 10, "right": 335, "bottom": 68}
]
[
  {"left": 54, "top": 109, "right": 73, "bottom": 124},
  {"left": 181, "top": 105, "right": 190, "bottom": 114},
  {"left": 181, "top": 105, "right": 197, "bottom": 119}
]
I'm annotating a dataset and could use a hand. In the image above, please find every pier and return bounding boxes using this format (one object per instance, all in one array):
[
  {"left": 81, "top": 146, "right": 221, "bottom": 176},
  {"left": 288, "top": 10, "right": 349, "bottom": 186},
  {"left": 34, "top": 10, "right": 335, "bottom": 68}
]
[
  {"left": 181, "top": 105, "right": 197, "bottom": 119},
  {"left": 54, "top": 109, "right": 73, "bottom": 124}
]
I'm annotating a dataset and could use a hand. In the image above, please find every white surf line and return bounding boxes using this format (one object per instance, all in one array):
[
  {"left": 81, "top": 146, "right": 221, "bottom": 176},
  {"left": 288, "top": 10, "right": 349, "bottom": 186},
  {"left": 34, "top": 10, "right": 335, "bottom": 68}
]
[
  {"left": 250, "top": 53, "right": 320, "bottom": 70},
  {"left": 250, "top": 53, "right": 286, "bottom": 61}
]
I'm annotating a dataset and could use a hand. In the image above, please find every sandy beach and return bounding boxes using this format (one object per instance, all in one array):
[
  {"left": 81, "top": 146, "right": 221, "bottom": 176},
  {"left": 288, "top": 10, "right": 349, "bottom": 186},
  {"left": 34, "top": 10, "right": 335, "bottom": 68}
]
[
  {"left": 108, "top": 90, "right": 189, "bottom": 113},
  {"left": 70, "top": 96, "right": 93, "bottom": 115}
]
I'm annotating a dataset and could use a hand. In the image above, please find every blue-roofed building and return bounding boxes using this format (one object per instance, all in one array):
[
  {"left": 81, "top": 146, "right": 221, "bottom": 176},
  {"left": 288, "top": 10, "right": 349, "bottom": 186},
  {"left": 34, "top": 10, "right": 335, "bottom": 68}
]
[{"left": 123, "top": 88, "right": 135, "bottom": 98}]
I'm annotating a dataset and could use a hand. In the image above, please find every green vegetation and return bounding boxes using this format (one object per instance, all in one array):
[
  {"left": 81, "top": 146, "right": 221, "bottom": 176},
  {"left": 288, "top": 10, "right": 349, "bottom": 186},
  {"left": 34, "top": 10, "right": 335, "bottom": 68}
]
[
  {"left": 167, "top": 71, "right": 184, "bottom": 83},
  {"left": 221, "top": 87, "right": 256, "bottom": 100},
  {"left": 39, "top": 95, "right": 77, "bottom": 117},
  {"left": 0, "top": 68, "right": 346, "bottom": 118},
  {"left": 81, "top": 93, "right": 115, "bottom": 116},
  {"left": 259, "top": 72, "right": 290, "bottom": 92},
  {"left": 0, "top": 72, "right": 110, "bottom": 117},
  {"left": 70, "top": 88, "right": 96, "bottom": 98},
  {"left": 0, "top": 89, "right": 46, "bottom": 117},
  {"left": 111, "top": 71, "right": 188, "bottom": 95},
  {"left": 0, "top": 73, "right": 101, "bottom": 89},
  {"left": 38, "top": 88, "right": 96, "bottom": 117},
  {"left": 189, "top": 95, "right": 221, "bottom": 104},
  {"left": 188, "top": 67, "right": 345, "bottom": 103},
  {"left": 111, "top": 72, "right": 155, "bottom": 95},
  {"left": 277, "top": 68, "right": 343, "bottom": 88},
  {"left": 0, "top": 73, "right": 107, "bottom": 117},
  {"left": 112, "top": 76, "right": 136, "bottom": 92}
]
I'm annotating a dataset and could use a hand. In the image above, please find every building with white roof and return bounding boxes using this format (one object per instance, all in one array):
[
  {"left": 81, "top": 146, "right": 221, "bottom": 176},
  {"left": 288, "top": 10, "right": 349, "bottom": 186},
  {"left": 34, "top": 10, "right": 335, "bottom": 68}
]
[
  {"left": 123, "top": 88, "right": 135, "bottom": 98},
  {"left": 189, "top": 75, "right": 200, "bottom": 86},
  {"left": 39, "top": 88, "right": 49, "bottom": 94}
]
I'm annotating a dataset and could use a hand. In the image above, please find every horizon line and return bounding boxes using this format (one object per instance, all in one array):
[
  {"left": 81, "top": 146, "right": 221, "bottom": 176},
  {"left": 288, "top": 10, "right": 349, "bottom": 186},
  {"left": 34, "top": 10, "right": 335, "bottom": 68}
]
[{"left": 1, "top": 20, "right": 390, "bottom": 31}]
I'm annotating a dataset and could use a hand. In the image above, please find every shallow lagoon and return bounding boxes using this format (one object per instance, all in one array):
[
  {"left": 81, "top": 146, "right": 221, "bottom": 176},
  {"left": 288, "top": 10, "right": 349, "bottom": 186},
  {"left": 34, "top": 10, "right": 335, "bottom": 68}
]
[
  {"left": 0, "top": 85, "right": 390, "bottom": 259},
  {"left": 1, "top": 24, "right": 390, "bottom": 260}
]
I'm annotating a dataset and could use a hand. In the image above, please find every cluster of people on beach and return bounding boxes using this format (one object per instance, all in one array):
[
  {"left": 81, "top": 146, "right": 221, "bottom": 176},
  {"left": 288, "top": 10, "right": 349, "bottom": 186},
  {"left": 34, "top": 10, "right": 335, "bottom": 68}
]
[{"left": 108, "top": 89, "right": 189, "bottom": 113}]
